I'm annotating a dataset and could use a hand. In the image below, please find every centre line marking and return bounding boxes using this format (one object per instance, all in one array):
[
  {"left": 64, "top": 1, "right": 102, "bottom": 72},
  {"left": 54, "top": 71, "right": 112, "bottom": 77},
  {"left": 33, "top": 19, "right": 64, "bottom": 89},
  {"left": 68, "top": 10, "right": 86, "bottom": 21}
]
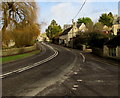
[
  {"left": 0, "top": 43, "right": 58, "bottom": 79},
  {"left": 79, "top": 53, "right": 85, "bottom": 63}
]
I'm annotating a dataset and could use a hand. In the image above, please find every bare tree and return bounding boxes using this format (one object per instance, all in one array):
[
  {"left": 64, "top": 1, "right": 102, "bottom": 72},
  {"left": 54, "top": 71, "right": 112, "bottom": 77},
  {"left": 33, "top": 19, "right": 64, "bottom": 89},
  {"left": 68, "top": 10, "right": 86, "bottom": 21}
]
[{"left": 0, "top": 1, "right": 40, "bottom": 47}]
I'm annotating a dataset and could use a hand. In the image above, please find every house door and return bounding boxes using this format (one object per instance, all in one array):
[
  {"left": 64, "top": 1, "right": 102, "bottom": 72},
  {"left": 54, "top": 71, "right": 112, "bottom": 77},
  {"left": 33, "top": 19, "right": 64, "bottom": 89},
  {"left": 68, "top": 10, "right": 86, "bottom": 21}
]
[
  {"left": 109, "top": 47, "right": 116, "bottom": 57},
  {"left": 117, "top": 29, "right": 120, "bottom": 35}
]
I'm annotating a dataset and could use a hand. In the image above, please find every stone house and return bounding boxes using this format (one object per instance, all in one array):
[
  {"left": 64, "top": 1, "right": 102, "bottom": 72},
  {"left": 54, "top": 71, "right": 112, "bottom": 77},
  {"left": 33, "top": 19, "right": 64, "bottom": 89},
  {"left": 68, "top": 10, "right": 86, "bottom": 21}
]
[
  {"left": 59, "top": 27, "right": 72, "bottom": 46},
  {"left": 63, "top": 24, "right": 72, "bottom": 30},
  {"left": 103, "top": 25, "right": 112, "bottom": 34},
  {"left": 59, "top": 22, "right": 88, "bottom": 47},
  {"left": 103, "top": 34, "right": 120, "bottom": 58},
  {"left": 2, "top": 40, "right": 15, "bottom": 48},
  {"left": 37, "top": 33, "right": 50, "bottom": 42},
  {"left": 37, "top": 35, "right": 44, "bottom": 42},
  {"left": 112, "top": 17, "right": 120, "bottom": 35}
]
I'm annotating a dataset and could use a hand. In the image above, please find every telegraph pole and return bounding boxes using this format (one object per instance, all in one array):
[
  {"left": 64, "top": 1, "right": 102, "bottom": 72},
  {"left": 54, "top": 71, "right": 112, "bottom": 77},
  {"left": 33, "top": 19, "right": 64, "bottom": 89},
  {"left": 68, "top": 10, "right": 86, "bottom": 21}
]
[
  {"left": 72, "top": 19, "right": 74, "bottom": 48},
  {"left": 118, "top": 1, "right": 120, "bottom": 35},
  {"left": 118, "top": 1, "right": 120, "bottom": 17}
]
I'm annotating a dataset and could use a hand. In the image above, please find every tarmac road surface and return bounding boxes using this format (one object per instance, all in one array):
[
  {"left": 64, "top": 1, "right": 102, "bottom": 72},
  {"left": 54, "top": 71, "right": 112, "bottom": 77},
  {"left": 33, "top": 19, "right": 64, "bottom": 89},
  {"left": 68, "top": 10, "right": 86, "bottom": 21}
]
[{"left": 2, "top": 42, "right": 119, "bottom": 96}]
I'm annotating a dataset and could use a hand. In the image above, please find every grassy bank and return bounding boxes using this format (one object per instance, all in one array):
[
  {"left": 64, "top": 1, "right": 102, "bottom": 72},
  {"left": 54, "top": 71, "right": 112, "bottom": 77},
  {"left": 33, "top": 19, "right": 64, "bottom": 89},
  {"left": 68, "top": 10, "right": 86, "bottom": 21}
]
[{"left": 0, "top": 50, "right": 40, "bottom": 64}]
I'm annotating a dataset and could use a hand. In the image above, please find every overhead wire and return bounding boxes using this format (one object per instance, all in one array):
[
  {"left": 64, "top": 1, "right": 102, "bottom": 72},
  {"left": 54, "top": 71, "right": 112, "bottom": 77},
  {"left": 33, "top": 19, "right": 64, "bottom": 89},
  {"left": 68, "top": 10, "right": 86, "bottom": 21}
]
[
  {"left": 73, "top": 0, "right": 87, "bottom": 20},
  {"left": 67, "top": 0, "right": 87, "bottom": 23}
]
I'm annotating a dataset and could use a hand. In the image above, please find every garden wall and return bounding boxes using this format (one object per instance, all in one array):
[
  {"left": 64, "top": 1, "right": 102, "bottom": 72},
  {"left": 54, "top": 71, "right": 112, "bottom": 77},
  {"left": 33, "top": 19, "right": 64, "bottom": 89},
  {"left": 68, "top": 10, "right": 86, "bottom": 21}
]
[
  {"left": 1, "top": 45, "right": 37, "bottom": 57},
  {"left": 93, "top": 47, "right": 120, "bottom": 61}
]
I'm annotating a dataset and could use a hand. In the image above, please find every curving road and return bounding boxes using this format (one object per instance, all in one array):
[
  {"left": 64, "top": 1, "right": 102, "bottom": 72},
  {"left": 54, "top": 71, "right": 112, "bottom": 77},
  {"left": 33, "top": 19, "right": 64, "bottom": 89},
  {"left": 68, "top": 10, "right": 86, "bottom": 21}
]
[
  {"left": 2, "top": 42, "right": 118, "bottom": 96},
  {"left": 2, "top": 42, "right": 81, "bottom": 96}
]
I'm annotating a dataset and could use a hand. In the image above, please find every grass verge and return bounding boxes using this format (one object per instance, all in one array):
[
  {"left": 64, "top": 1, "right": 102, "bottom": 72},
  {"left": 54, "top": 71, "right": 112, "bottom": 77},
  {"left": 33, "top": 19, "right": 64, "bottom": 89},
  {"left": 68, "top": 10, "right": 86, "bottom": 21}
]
[{"left": 0, "top": 50, "right": 40, "bottom": 64}]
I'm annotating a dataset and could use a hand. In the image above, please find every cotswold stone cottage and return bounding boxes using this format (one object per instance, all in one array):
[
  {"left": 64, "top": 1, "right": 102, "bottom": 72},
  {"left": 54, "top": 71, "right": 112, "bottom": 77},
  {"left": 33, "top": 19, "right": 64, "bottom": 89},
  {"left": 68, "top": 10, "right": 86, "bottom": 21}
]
[
  {"left": 113, "top": 17, "right": 120, "bottom": 35},
  {"left": 59, "top": 22, "right": 88, "bottom": 47},
  {"left": 103, "top": 34, "right": 120, "bottom": 58}
]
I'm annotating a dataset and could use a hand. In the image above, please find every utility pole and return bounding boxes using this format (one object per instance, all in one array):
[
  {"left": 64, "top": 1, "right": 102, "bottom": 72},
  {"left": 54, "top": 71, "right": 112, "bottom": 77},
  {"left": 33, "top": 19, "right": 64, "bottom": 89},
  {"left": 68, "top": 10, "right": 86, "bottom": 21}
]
[
  {"left": 118, "top": 1, "right": 120, "bottom": 35},
  {"left": 118, "top": 1, "right": 120, "bottom": 17},
  {"left": 72, "top": 19, "right": 74, "bottom": 48}
]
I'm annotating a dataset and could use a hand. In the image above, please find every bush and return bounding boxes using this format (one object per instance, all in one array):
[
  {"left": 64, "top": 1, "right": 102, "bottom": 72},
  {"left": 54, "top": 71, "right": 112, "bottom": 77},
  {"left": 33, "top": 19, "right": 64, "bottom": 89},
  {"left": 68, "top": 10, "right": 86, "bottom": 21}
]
[
  {"left": 92, "top": 47, "right": 103, "bottom": 56},
  {"left": 73, "top": 33, "right": 88, "bottom": 49},
  {"left": 87, "top": 32, "right": 109, "bottom": 48},
  {"left": 72, "top": 31, "right": 109, "bottom": 49},
  {"left": 11, "top": 23, "right": 40, "bottom": 48},
  {"left": 2, "top": 30, "right": 13, "bottom": 48}
]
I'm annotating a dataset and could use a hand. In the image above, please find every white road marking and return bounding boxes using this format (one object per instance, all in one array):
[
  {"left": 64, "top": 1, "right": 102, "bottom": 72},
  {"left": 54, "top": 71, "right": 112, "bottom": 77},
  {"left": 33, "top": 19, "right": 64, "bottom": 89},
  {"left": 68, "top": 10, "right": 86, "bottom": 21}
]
[
  {"left": 79, "top": 53, "right": 85, "bottom": 63},
  {"left": 74, "top": 72, "right": 78, "bottom": 75},
  {"left": 65, "top": 48, "right": 71, "bottom": 52},
  {"left": 95, "top": 80, "right": 104, "bottom": 83},
  {"left": 97, "top": 66, "right": 106, "bottom": 71},
  {"left": 72, "top": 88, "right": 77, "bottom": 90},
  {"left": 77, "top": 79, "right": 82, "bottom": 82},
  {"left": 0, "top": 43, "right": 58, "bottom": 79},
  {"left": 73, "top": 84, "right": 79, "bottom": 88},
  {"left": 64, "top": 47, "right": 86, "bottom": 63}
]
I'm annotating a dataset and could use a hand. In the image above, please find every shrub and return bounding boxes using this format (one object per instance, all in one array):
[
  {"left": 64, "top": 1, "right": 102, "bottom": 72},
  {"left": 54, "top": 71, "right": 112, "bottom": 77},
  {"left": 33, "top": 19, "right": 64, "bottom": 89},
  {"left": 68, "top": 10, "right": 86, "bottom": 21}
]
[
  {"left": 73, "top": 31, "right": 109, "bottom": 49},
  {"left": 2, "top": 30, "right": 13, "bottom": 48},
  {"left": 73, "top": 33, "right": 88, "bottom": 49},
  {"left": 87, "top": 32, "right": 109, "bottom": 48},
  {"left": 11, "top": 23, "right": 40, "bottom": 48}
]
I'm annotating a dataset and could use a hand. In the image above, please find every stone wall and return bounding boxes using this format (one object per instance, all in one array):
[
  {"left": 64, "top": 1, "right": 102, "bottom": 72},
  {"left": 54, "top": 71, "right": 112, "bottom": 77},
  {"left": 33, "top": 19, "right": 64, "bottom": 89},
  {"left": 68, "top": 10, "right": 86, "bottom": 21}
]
[
  {"left": 113, "top": 24, "right": 120, "bottom": 35},
  {"left": 103, "top": 45, "right": 120, "bottom": 60},
  {"left": 116, "top": 46, "right": 120, "bottom": 57},
  {"left": 103, "top": 45, "right": 109, "bottom": 56},
  {"left": 1, "top": 45, "right": 37, "bottom": 57}
]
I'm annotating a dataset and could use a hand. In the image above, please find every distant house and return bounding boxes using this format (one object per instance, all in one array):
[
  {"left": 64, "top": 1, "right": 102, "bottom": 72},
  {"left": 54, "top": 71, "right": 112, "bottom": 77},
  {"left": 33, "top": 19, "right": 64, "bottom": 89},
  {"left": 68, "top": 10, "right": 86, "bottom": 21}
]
[
  {"left": 112, "top": 17, "right": 120, "bottom": 35},
  {"left": 37, "top": 33, "right": 50, "bottom": 42},
  {"left": 103, "top": 25, "right": 111, "bottom": 34},
  {"left": 8, "top": 40, "right": 15, "bottom": 47},
  {"left": 37, "top": 35, "right": 44, "bottom": 42},
  {"left": 59, "top": 22, "right": 88, "bottom": 47},
  {"left": 63, "top": 24, "right": 72, "bottom": 30},
  {"left": 2, "top": 40, "right": 15, "bottom": 48},
  {"left": 103, "top": 34, "right": 120, "bottom": 58},
  {"left": 59, "top": 27, "right": 72, "bottom": 46}
]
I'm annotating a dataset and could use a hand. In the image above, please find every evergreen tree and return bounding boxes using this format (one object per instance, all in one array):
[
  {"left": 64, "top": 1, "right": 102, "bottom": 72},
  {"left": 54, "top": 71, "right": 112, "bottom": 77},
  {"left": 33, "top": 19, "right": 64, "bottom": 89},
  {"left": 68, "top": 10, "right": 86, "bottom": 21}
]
[{"left": 46, "top": 20, "right": 62, "bottom": 40}]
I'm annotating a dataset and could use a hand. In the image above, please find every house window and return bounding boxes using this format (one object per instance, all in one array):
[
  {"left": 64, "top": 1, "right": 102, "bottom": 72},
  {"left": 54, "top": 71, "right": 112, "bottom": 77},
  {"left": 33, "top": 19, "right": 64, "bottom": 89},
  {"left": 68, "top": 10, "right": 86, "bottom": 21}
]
[
  {"left": 117, "top": 29, "right": 120, "bottom": 35},
  {"left": 109, "top": 48, "right": 116, "bottom": 57}
]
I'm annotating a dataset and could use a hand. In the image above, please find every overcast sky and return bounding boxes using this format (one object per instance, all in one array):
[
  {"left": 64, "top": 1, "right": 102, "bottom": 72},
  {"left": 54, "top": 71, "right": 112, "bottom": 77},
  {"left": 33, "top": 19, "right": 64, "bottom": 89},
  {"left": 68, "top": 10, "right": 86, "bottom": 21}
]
[{"left": 37, "top": 1, "right": 118, "bottom": 33}]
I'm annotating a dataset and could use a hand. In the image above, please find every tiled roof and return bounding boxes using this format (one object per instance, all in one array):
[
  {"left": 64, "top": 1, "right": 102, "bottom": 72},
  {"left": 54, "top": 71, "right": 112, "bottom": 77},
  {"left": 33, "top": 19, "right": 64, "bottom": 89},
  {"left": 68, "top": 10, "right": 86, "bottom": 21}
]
[
  {"left": 60, "top": 26, "right": 72, "bottom": 36},
  {"left": 113, "top": 17, "right": 120, "bottom": 24},
  {"left": 104, "top": 34, "right": 120, "bottom": 46},
  {"left": 76, "top": 23, "right": 82, "bottom": 29}
]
